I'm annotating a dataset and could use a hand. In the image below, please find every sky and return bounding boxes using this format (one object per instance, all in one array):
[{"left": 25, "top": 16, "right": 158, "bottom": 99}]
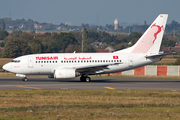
[{"left": 0, "top": 0, "right": 180, "bottom": 26}]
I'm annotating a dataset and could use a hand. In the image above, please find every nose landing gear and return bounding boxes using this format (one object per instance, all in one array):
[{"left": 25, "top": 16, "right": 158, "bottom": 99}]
[
  {"left": 16, "top": 74, "right": 28, "bottom": 82},
  {"left": 22, "top": 77, "right": 28, "bottom": 82}
]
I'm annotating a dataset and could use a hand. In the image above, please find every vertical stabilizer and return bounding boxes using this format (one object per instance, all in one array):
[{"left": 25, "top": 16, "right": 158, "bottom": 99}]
[{"left": 115, "top": 14, "right": 168, "bottom": 54}]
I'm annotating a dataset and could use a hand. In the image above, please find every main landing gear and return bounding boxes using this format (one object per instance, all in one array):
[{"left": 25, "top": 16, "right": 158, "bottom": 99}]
[
  {"left": 22, "top": 77, "right": 28, "bottom": 82},
  {"left": 80, "top": 75, "right": 91, "bottom": 82}
]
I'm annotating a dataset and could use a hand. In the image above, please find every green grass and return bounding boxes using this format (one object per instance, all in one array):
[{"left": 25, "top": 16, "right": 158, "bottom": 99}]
[
  {"left": 0, "top": 90, "right": 180, "bottom": 119},
  {"left": 93, "top": 74, "right": 180, "bottom": 79},
  {"left": 151, "top": 62, "right": 175, "bottom": 65}
]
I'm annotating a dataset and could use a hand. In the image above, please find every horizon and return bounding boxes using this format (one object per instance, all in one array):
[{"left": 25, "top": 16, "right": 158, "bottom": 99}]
[{"left": 0, "top": 0, "right": 180, "bottom": 26}]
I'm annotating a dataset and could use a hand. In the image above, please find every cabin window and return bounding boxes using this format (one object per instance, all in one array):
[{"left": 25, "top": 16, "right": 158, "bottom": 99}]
[
  {"left": 114, "top": 60, "right": 116, "bottom": 62},
  {"left": 111, "top": 60, "right": 113, "bottom": 62},
  {"left": 69, "top": 61, "right": 71, "bottom": 63},
  {"left": 50, "top": 61, "right": 51, "bottom": 63},
  {"left": 103, "top": 60, "right": 105, "bottom": 62},
  {"left": 39, "top": 61, "right": 40, "bottom": 63},
  {"left": 47, "top": 61, "right": 48, "bottom": 63},
  {"left": 55, "top": 61, "right": 57, "bottom": 63}
]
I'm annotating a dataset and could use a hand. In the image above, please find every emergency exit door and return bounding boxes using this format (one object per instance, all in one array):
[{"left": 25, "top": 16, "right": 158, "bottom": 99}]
[{"left": 28, "top": 57, "right": 34, "bottom": 68}]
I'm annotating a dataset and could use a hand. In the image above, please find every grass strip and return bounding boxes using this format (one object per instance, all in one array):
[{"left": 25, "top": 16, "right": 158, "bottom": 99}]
[{"left": 0, "top": 90, "right": 180, "bottom": 119}]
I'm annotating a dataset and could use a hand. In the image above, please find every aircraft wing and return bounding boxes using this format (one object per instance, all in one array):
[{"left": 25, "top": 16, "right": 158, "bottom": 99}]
[{"left": 74, "top": 63, "right": 121, "bottom": 73}]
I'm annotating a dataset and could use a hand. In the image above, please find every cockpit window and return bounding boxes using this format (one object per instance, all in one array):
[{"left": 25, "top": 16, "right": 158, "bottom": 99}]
[{"left": 11, "top": 60, "right": 20, "bottom": 63}]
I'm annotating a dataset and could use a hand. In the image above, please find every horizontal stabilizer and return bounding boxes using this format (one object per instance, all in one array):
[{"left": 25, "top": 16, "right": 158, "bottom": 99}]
[{"left": 145, "top": 52, "right": 176, "bottom": 58}]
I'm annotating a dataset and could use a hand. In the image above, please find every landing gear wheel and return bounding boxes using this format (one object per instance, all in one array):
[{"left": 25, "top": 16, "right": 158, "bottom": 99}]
[
  {"left": 80, "top": 75, "right": 91, "bottom": 82},
  {"left": 80, "top": 76, "right": 85, "bottom": 82},
  {"left": 22, "top": 77, "right": 28, "bottom": 82},
  {"left": 85, "top": 77, "right": 91, "bottom": 82}
]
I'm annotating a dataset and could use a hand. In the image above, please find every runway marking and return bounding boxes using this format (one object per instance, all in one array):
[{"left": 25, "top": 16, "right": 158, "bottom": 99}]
[
  {"left": 104, "top": 87, "right": 116, "bottom": 90},
  {"left": 16, "top": 86, "right": 41, "bottom": 90}
]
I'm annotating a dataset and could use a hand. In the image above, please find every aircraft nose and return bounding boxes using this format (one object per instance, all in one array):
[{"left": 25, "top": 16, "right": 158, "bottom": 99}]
[{"left": 2, "top": 64, "right": 10, "bottom": 71}]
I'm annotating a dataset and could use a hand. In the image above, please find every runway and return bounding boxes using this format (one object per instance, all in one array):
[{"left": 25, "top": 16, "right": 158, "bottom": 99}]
[{"left": 0, "top": 77, "right": 180, "bottom": 91}]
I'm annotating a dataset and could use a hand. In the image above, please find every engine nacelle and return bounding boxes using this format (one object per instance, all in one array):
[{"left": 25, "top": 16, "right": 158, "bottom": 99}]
[{"left": 54, "top": 68, "right": 76, "bottom": 79}]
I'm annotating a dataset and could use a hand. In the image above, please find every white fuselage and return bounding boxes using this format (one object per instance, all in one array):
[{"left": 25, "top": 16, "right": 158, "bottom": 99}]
[{"left": 3, "top": 52, "right": 160, "bottom": 75}]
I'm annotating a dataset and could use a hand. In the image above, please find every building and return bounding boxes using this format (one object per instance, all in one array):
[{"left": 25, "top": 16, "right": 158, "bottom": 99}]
[
  {"left": 161, "top": 43, "right": 180, "bottom": 53},
  {"left": 90, "top": 42, "right": 106, "bottom": 48},
  {"left": 114, "top": 19, "right": 118, "bottom": 30},
  {"left": 65, "top": 22, "right": 71, "bottom": 26},
  {"left": 34, "top": 23, "right": 43, "bottom": 29},
  {"left": 105, "top": 46, "right": 115, "bottom": 52},
  {"left": 95, "top": 49, "right": 109, "bottom": 53}
]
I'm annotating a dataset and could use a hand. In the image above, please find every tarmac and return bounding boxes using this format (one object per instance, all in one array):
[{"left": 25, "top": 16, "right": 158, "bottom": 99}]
[{"left": 0, "top": 77, "right": 180, "bottom": 91}]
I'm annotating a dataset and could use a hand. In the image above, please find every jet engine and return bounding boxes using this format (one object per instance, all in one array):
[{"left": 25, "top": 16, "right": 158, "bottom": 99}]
[{"left": 54, "top": 68, "right": 76, "bottom": 79}]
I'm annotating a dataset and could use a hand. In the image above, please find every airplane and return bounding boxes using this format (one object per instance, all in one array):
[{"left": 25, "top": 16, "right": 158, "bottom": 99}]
[{"left": 3, "top": 14, "right": 168, "bottom": 82}]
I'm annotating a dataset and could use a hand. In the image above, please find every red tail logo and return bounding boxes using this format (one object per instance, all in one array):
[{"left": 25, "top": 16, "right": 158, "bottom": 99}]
[
  {"left": 151, "top": 23, "right": 164, "bottom": 44},
  {"left": 131, "top": 23, "right": 164, "bottom": 54}
]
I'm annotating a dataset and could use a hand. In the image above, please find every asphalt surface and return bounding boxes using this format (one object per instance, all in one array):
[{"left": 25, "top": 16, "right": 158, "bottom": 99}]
[{"left": 0, "top": 77, "right": 180, "bottom": 91}]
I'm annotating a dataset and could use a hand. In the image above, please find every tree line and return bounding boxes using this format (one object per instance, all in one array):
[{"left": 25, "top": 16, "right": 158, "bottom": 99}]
[
  {"left": 0, "top": 28, "right": 179, "bottom": 58},
  {"left": 1, "top": 17, "right": 180, "bottom": 33}
]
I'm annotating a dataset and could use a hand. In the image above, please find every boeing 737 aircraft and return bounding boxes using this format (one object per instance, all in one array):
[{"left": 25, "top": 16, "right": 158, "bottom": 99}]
[{"left": 3, "top": 14, "right": 168, "bottom": 82}]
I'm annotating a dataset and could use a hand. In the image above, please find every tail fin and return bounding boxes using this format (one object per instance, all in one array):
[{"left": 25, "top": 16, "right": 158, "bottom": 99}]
[{"left": 115, "top": 14, "right": 168, "bottom": 54}]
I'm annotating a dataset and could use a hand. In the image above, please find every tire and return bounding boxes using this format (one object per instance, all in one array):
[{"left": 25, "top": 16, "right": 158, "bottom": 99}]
[
  {"left": 80, "top": 77, "right": 85, "bottom": 82},
  {"left": 85, "top": 77, "right": 91, "bottom": 82},
  {"left": 23, "top": 77, "right": 28, "bottom": 82}
]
